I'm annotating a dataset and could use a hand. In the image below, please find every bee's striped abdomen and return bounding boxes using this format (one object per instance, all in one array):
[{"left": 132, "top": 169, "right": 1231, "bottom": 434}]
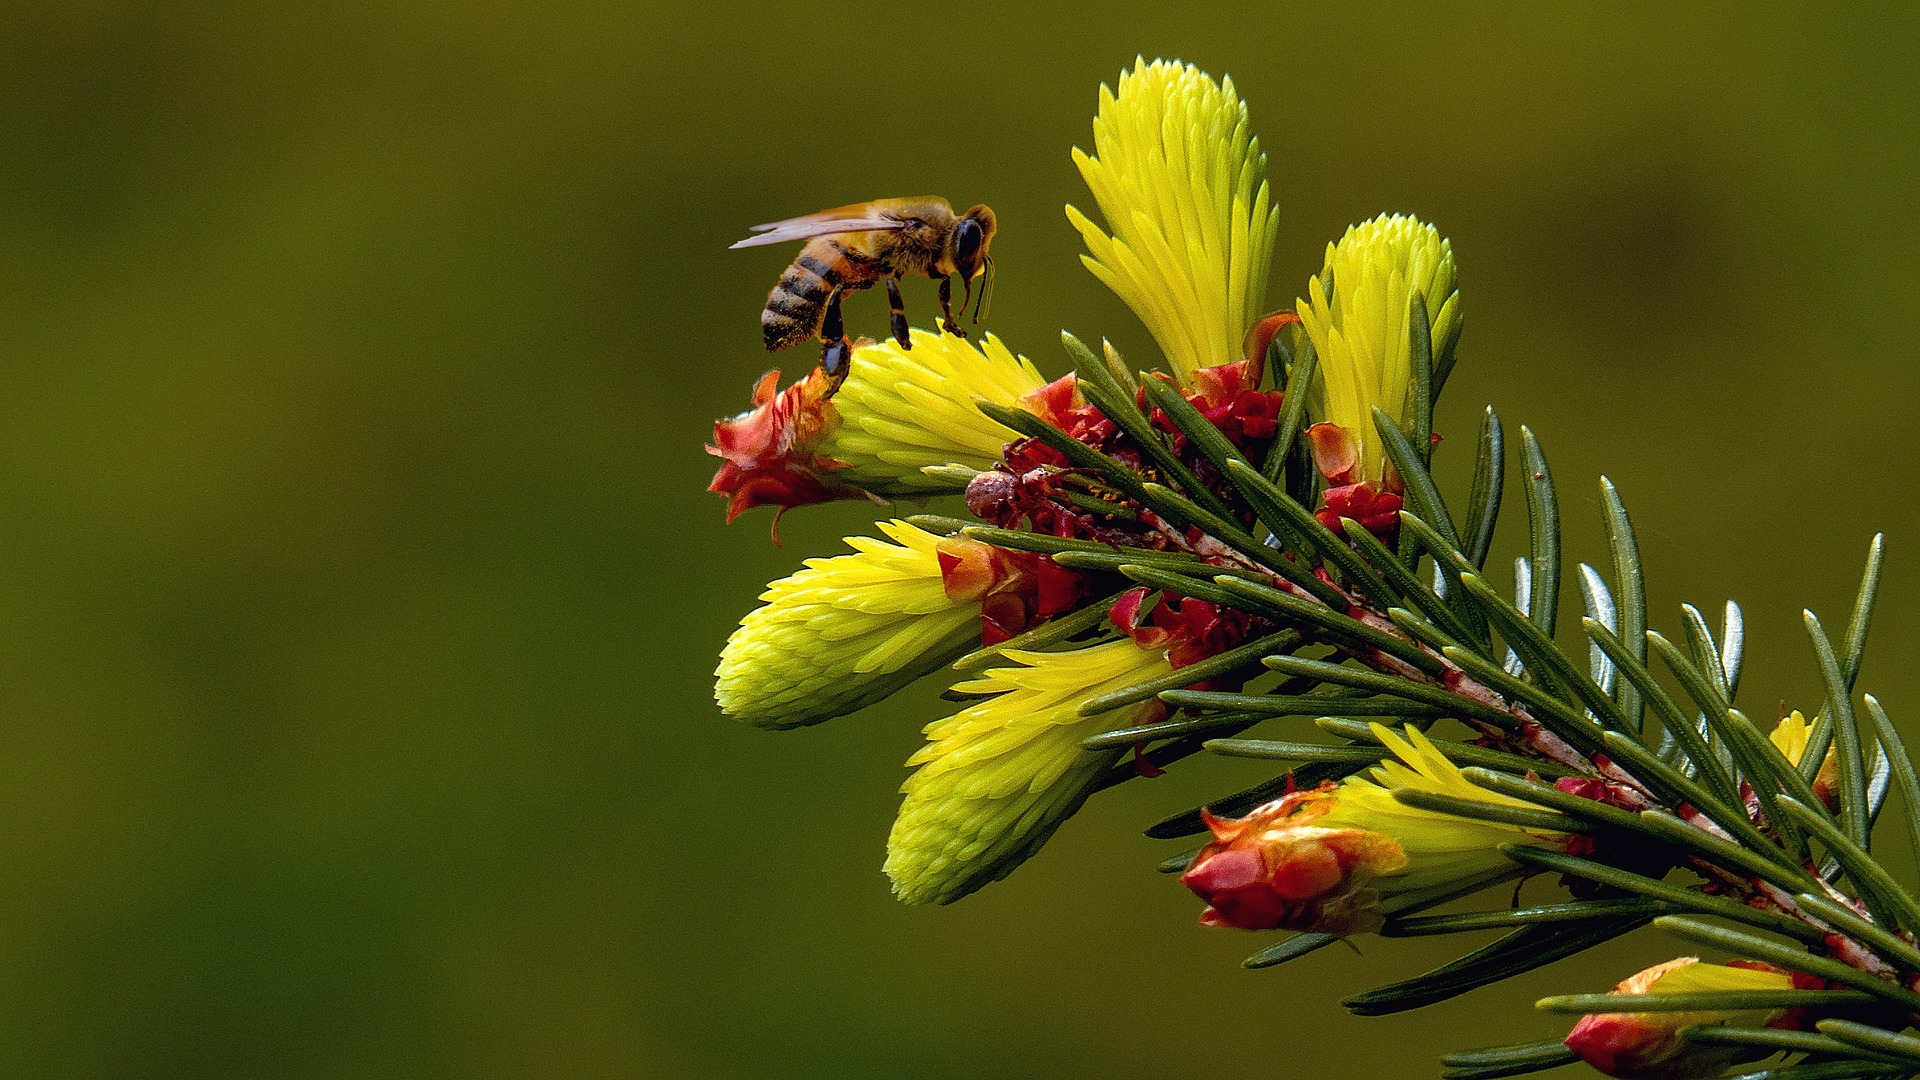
[
  {"left": 761, "top": 240, "right": 883, "bottom": 351},
  {"left": 763, "top": 245, "right": 841, "bottom": 351}
]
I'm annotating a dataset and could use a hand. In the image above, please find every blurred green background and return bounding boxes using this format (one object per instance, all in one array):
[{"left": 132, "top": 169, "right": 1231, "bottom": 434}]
[{"left": 0, "top": 1, "right": 1915, "bottom": 1076}]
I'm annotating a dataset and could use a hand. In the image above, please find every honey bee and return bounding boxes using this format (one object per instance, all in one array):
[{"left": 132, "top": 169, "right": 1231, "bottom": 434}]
[{"left": 730, "top": 197, "right": 996, "bottom": 390}]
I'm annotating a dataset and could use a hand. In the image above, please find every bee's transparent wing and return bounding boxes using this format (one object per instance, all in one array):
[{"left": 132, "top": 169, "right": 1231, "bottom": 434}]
[{"left": 729, "top": 203, "right": 916, "bottom": 248}]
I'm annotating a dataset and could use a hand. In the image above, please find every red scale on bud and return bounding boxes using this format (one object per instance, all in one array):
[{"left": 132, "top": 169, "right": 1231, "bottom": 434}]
[
  {"left": 1020, "top": 372, "right": 1121, "bottom": 451},
  {"left": 1301, "top": 421, "right": 1442, "bottom": 543},
  {"left": 1139, "top": 362, "right": 1287, "bottom": 509},
  {"left": 1111, "top": 586, "right": 1255, "bottom": 676},
  {"left": 1240, "top": 311, "right": 1301, "bottom": 386},
  {"left": 1316, "top": 482, "right": 1403, "bottom": 537},
  {"left": 934, "top": 536, "right": 1092, "bottom": 647},
  {"left": 970, "top": 361, "right": 1291, "bottom": 546},
  {"left": 1175, "top": 360, "right": 1286, "bottom": 445},
  {"left": 1565, "top": 959, "right": 1810, "bottom": 1080},
  {"left": 1180, "top": 784, "right": 1408, "bottom": 935},
  {"left": 1304, "top": 421, "right": 1406, "bottom": 540},
  {"left": 706, "top": 369, "right": 861, "bottom": 541},
  {"left": 966, "top": 374, "right": 1145, "bottom": 542}
]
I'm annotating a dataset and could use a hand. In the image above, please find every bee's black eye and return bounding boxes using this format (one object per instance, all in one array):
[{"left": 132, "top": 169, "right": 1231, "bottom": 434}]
[{"left": 954, "top": 219, "right": 984, "bottom": 266}]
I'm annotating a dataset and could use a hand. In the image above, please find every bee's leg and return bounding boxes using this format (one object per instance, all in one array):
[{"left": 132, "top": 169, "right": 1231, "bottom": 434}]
[
  {"left": 819, "top": 287, "right": 853, "bottom": 394},
  {"left": 937, "top": 275, "right": 965, "bottom": 338},
  {"left": 886, "top": 277, "right": 911, "bottom": 350}
]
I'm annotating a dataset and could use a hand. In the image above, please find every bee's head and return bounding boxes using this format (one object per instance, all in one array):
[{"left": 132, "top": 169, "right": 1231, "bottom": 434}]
[
  {"left": 950, "top": 205, "right": 997, "bottom": 328},
  {"left": 950, "top": 204, "right": 997, "bottom": 281}
]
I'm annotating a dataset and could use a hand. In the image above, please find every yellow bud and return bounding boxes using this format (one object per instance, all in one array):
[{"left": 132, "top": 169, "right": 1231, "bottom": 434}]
[
  {"left": 1185, "top": 725, "right": 1568, "bottom": 935},
  {"left": 1768, "top": 710, "right": 1840, "bottom": 809},
  {"left": 714, "top": 520, "right": 980, "bottom": 729},
  {"left": 1297, "top": 213, "right": 1460, "bottom": 488},
  {"left": 825, "top": 330, "right": 1046, "bottom": 495},
  {"left": 1318, "top": 724, "right": 1564, "bottom": 893},
  {"left": 1068, "top": 58, "right": 1279, "bottom": 385},
  {"left": 1565, "top": 958, "right": 1795, "bottom": 1079},
  {"left": 885, "top": 639, "right": 1172, "bottom": 904}
]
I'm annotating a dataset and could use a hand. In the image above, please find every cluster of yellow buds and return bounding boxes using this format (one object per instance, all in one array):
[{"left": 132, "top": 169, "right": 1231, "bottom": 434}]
[
  {"left": 707, "top": 57, "right": 1469, "bottom": 907},
  {"left": 708, "top": 58, "right": 1472, "bottom": 907}
]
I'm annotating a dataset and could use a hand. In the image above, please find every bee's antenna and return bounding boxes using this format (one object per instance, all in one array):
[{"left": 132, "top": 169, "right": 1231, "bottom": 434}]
[{"left": 974, "top": 257, "right": 994, "bottom": 323}]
